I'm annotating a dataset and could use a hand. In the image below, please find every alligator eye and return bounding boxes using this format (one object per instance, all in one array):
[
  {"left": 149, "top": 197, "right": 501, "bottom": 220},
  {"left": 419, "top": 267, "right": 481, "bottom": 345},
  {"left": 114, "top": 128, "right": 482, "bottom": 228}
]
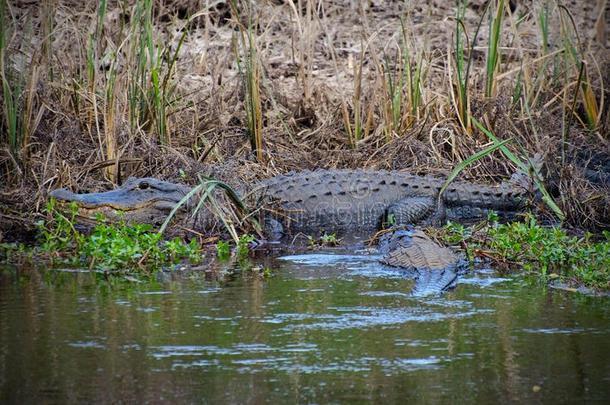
[{"left": 139, "top": 181, "right": 150, "bottom": 190}]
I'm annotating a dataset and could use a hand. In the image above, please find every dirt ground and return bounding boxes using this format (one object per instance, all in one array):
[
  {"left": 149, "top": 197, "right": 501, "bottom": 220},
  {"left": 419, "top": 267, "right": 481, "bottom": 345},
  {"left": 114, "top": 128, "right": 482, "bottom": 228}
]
[{"left": 1, "top": 0, "right": 609, "bottom": 240}]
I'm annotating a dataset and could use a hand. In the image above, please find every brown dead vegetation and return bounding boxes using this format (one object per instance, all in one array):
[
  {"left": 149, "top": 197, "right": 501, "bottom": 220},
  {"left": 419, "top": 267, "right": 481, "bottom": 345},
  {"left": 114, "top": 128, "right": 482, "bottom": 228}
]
[{"left": 0, "top": 0, "right": 609, "bottom": 240}]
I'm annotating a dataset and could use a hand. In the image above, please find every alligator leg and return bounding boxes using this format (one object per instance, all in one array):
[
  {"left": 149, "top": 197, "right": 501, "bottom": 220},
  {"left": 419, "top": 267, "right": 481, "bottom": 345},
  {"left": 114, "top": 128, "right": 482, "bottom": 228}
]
[{"left": 386, "top": 196, "right": 445, "bottom": 226}]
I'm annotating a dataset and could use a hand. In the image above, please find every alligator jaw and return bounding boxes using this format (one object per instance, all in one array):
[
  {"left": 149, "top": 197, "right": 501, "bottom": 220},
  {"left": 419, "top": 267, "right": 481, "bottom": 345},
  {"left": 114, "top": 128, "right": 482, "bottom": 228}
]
[{"left": 49, "top": 177, "right": 192, "bottom": 225}]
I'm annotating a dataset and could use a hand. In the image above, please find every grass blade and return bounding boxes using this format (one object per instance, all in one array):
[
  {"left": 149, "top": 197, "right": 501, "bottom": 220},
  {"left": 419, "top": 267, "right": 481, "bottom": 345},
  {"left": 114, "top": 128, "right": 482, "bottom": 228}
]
[
  {"left": 486, "top": 0, "right": 504, "bottom": 97},
  {"left": 471, "top": 116, "right": 564, "bottom": 219},
  {"left": 159, "top": 176, "right": 253, "bottom": 243},
  {"left": 439, "top": 137, "right": 514, "bottom": 203}
]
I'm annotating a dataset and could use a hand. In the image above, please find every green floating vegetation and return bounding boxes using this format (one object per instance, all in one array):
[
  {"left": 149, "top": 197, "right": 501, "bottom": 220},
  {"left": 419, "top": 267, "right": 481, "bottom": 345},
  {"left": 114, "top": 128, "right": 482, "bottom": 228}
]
[
  {"left": 216, "top": 240, "right": 231, "bottom": 262},
  {"left": 308, "top": 233, "right": 339, "bottom": 248},
  {"left": 1, "top": 201, "right": 204, "bottom": 276},
  {"left": 216, "top": 234, "right": 254, "bottom": 263},
  {"left": 442, "top": 213, "right": 610, "bottom": 291}
]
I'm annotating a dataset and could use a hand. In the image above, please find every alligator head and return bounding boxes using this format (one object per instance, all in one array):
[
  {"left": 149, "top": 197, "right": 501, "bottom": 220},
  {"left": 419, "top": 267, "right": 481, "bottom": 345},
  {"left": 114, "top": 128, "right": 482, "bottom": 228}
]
[{"left": 49, "top": 177, "right": 193, "bottom": 226}]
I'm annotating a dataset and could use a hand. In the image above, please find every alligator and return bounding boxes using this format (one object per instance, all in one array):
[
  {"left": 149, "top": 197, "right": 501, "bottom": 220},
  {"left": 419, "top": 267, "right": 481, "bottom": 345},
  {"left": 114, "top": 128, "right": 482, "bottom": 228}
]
[
  {"left": 49, "top": 169, "right": 529, "bottom": 295},
  {"left": 257, "top": 169, "right": 524, "bottom": 233},
  {"left": 50, "top": 169, "right": 526, "bottom": 233},
  {"left": 378, "top": 227, "right": 469, "bottom": 296}
]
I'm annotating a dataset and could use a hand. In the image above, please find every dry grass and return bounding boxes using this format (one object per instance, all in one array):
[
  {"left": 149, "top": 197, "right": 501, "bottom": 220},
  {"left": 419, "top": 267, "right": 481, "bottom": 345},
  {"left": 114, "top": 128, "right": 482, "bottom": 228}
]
[{"left": 0, "top": 0, "right": 609, "bottom": 238}]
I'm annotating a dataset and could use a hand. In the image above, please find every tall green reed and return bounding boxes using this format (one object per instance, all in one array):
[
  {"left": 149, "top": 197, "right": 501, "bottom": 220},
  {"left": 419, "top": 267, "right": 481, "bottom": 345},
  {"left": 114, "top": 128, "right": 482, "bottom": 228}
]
[
  {"left": 127, "top": 0, "right": 186, "bottom": 145},
  {"left": 485, "top": 0, "right": 504, "bottom": 97},
  {"left": 230, "top": 0, "right": 263, "bottom": 161},
  {"left": 381, "top": 19, "right": 426, "bottom": 139},
  {"left": 0, "top": 0, "right": 42, "bottom": 172}
]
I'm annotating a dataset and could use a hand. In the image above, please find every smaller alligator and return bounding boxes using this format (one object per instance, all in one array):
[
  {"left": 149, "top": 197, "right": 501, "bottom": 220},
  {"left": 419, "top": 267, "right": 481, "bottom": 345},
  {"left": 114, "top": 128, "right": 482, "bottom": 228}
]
[{"left": 378, "top": 227, "right": 468, "bottom": 296}]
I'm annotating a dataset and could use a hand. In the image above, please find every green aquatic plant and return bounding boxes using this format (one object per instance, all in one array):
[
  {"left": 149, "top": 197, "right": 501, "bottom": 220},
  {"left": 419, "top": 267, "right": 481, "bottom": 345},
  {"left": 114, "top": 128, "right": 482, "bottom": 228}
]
[
  {"left": 38, "top": 200, "right": 86, "bottom": 257},
  {"left": 215, "top": 234, "right": 254, "bottom": 263},
  {"left": 2, "top": 200, "right": 205, "bottom": 275},
  {"left": 321, "top": 233, "right": 338, "bottom": 246},
  {"left": 307, "top": 232, "right": 339, "bottom": 248},
  {"left": 442, "top": 213, "right": 610, "bottom": 291},
  {"left": 216, "top": 240, "right": 230, "bottom": 262},
  {"left": 0, "top": 242, "right": 29, "bottom": 264},
  {"left": 236, "top": 234, "right": 255, "bottom": 260},
  {"left": 79, "top": 218, "right": 203, "bottom": 273}
]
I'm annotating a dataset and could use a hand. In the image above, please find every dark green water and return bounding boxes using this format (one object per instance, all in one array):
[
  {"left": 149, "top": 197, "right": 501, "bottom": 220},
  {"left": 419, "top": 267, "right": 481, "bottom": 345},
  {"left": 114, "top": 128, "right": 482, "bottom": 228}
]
[{"left": 1, "top": 253, "right": 609, "bottom": 403}]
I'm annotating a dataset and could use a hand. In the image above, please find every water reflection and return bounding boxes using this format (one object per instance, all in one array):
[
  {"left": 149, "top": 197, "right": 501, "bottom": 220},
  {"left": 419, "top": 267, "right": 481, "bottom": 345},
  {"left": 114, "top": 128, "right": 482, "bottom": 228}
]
[{"left": 1, "top": 258, "right": 609, "bottom": 403}]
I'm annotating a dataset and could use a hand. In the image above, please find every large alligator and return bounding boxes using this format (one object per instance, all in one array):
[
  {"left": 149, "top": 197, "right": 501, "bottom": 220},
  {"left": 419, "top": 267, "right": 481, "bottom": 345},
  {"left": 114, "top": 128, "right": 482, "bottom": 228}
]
[
  {"left": 258, "top": 169, "right": 524, "bottom": 232},
  {"left": 49, "top": 169, "right": 529, "bottom": 295},
  {"left": 50, "top": 169, "right": 525, "bottom": 232}
]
